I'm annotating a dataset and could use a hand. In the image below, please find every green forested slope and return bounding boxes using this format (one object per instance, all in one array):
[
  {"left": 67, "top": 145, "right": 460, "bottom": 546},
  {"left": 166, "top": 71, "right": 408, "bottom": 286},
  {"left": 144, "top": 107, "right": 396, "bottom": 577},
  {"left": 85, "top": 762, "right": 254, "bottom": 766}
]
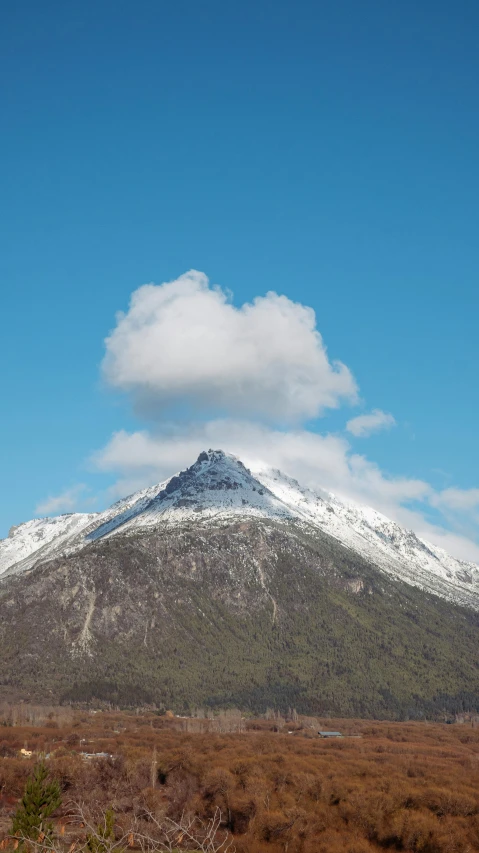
[{"left": 0, "top": 521, "right": 478, "bottom": 718}]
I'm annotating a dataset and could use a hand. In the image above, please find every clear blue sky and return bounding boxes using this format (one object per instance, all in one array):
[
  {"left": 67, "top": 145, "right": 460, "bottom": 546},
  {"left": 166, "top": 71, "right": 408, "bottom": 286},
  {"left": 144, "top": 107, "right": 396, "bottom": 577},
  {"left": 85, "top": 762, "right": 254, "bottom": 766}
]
[{"left": 1, "top": 0, "right": 478, "bottom": 548}]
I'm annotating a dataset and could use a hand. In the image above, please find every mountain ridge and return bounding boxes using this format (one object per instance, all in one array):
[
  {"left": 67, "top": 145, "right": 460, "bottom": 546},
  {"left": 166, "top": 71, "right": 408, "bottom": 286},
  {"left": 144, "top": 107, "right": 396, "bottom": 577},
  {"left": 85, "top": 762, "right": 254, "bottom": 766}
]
[{"left": 2, "top": 449, "right": 479, "bottom": 610}]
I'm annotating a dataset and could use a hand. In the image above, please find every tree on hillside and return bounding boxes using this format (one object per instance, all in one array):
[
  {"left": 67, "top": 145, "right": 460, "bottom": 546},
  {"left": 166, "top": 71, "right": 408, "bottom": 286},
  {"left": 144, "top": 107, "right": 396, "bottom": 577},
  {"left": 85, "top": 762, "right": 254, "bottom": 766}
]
[{"left": 11, "top": 762, "right": 62, "bottom": 843}]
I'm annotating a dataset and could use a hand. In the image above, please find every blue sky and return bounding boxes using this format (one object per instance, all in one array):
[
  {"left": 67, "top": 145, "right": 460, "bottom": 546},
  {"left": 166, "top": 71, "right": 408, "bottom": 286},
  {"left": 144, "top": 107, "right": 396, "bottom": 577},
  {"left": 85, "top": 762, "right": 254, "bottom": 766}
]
[{"left": 1, "top": 0, "right": 478, "bottom": 558}]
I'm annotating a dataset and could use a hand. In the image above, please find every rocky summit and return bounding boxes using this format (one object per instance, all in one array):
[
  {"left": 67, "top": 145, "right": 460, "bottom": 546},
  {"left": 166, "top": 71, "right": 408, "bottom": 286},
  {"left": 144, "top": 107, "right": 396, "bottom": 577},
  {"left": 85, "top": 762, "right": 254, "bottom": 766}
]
[{"left": 1, "top": 449, "right": 479, "bottom": 717}]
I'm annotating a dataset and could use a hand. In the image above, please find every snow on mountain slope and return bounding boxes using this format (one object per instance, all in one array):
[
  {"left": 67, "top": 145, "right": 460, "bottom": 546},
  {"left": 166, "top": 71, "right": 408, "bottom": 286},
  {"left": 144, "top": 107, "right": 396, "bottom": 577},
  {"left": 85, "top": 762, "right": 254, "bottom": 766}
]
[
  {"left": 1, "top": 449, "right": 479, "bottom": 611},
  {"left": 255, "top": 467, "right": 479, "bottom": 610},
  {"left": 0, "top": 513, "right": 97, "bottom": 577},
  {"left": 0, "top": 481, "right": 165, "bottom": 578},
  {"left": 85, "top": 449, "right": 294, "bottom": 542}
]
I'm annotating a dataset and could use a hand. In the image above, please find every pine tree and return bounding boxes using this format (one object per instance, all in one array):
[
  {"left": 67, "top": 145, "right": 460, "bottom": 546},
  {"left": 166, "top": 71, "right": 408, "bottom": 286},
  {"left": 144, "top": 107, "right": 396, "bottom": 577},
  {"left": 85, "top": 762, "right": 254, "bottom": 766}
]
[
  {"left": 86, "top": 809, "right": 115, "bottom": 853},
  {"left": 12, "top": 762, "right": 62, "bottom": 842}
]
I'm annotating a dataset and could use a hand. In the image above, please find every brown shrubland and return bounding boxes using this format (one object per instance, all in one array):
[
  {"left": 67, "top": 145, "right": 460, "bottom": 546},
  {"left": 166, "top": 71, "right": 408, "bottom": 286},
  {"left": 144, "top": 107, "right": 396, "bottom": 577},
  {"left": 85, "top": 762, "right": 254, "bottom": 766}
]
[{"left": 0, "top": 708, "right": 478, "bottom": 851}]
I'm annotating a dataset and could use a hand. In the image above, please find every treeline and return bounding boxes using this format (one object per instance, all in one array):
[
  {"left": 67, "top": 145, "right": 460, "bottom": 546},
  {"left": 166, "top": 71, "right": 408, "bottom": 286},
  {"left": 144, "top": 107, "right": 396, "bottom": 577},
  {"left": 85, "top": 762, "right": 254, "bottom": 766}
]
[{"left": 0, "top": 704, "right": 73, "bottom": 728}]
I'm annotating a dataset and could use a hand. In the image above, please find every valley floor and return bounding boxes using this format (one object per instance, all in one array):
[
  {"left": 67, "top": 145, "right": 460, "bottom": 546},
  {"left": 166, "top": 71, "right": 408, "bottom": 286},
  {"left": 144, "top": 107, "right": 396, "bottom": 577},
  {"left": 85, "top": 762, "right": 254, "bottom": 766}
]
[{"left": 1, "top": 708, "right": 479, "bottom": 852}]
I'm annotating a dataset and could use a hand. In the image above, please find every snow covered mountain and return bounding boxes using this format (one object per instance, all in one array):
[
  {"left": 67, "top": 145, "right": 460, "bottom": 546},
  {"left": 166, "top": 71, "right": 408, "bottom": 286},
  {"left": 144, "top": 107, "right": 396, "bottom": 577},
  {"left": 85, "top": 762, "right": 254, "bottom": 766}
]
[
  {"left": 2, "top": 449, "right": 479, "bottom": 610},
  {"left": 2, "top": 448, "right": 479, "bottom": 715}
]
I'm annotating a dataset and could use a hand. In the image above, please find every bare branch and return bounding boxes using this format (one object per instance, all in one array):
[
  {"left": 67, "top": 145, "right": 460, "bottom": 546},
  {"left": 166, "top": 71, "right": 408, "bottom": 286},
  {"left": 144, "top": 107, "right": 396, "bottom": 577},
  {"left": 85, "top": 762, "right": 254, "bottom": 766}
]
[{"left": 8, "top": 804, "right": 234, "bottom": 853}]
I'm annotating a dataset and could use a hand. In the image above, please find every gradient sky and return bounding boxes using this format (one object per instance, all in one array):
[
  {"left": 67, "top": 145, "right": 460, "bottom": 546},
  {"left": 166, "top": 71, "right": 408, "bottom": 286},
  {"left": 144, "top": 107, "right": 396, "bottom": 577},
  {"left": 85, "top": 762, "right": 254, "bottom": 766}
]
[{"left": 1, "top": 0, "right": 478, "bottom": 557}]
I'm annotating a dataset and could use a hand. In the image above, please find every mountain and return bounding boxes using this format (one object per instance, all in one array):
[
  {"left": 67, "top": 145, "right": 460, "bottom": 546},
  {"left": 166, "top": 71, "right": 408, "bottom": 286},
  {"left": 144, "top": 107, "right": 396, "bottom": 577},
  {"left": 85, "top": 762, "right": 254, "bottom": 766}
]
[
  {"left": 1, "top": 449, "right": 479, "bottom": 717},
  {"left": 3, "top": 450, "right": 478, "bottom": 608}
]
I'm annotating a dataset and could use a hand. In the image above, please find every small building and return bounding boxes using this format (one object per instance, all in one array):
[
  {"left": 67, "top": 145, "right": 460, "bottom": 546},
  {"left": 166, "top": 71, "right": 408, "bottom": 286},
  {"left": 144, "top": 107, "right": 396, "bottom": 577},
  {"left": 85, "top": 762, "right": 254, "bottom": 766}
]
[
  {"left": 318, "top": 731, "right": 342, "bottom": 738},
  {"left": 80, "top": 752, "right": 113, "bottom": 761}
]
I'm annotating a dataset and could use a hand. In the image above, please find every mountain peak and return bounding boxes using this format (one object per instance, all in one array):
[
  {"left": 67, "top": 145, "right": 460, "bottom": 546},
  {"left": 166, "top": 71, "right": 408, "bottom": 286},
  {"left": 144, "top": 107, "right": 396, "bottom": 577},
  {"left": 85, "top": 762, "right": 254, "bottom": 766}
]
[
  {"left": 158, "top": 448, "right": 251, "bottom": 499},
  {"left": 1, "top": 449, "right": 479, "bottom": 613},
  {"left": 80, "top": 448, "right": 290, "bottom": 545},
  {"left": 196, "top": 448, "right": 231, "bottom": 464}
]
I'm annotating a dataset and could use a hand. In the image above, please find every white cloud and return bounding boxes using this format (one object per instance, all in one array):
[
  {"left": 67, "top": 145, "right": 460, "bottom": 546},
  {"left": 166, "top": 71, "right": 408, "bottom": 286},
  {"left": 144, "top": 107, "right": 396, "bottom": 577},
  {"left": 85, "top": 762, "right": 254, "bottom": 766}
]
[
  {"left": 346, "top": 409, "right": 396, "bottom": 437},
  {"left": 431, "top": 487, "right": 479, "bottom": 512},
  {"left": 35, "top": 484, "right": 88, "bottom": 516},
  {"left": 427, "top": 487, "right": 479, "bottom": 546},
  {"left": 102, "top": 270, "right": 357, "bottom": 421}
]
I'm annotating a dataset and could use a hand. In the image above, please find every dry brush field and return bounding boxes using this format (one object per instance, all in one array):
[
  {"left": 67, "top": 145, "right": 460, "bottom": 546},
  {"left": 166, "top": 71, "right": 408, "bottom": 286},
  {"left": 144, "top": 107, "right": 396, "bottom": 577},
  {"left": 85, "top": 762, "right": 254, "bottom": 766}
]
[{"left": 1, "top": 708, "right": 479, "bottom": 852}]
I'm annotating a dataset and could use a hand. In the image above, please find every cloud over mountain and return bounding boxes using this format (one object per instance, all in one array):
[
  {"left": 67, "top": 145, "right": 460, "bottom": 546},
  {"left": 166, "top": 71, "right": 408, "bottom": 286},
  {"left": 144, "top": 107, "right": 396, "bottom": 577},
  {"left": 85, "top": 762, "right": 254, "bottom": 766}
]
[
  {"left": 347, "top": 409, "right": 396, "bottom": 437},
  {"left": 92, "top": 419, "right": 479, "bottom": 563},
  {"left": 35, "top": 484, "right": 88, "bottom": 516},
  {"left": 432, "top": 488, "right": 479, "bottom": 512},
  {"left": 92, "top": 420, "right": 427, "bottom": 512},
  {"left": 102, "top": 270, "right": 357, "bottom": 421},
  {"left": 29, "top": 268, "right": 470, "bottom": 565}
]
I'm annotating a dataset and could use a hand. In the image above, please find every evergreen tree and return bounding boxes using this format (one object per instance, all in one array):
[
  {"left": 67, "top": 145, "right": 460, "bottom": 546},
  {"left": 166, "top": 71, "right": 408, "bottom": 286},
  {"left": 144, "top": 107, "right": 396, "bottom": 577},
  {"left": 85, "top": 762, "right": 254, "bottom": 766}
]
[
  {"left": 86, "top": 809, "right": 115, "bottom": 853},
  {"left": 12, "top": 762, "right": 61, "bottom": 842}
]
